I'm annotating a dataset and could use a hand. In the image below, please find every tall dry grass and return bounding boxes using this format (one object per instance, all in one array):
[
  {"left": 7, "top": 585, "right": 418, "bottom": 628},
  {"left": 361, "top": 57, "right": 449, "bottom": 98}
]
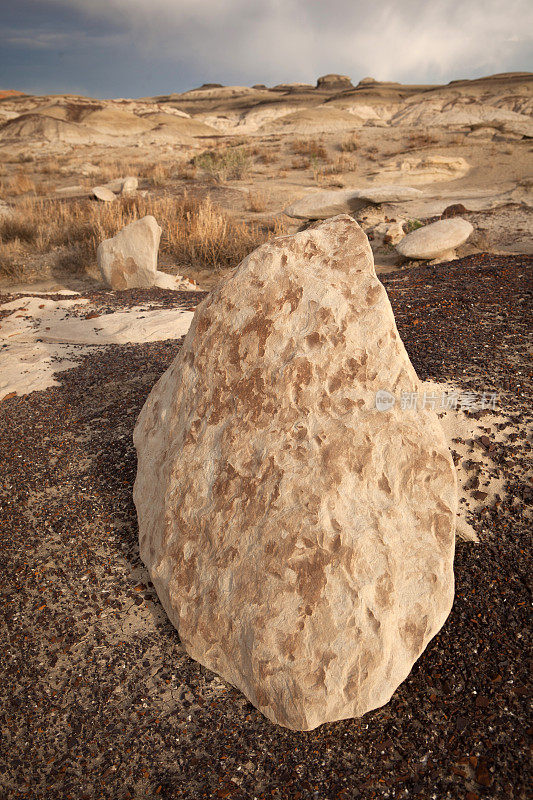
[{"left": 0, "top": 192, "right": 287, "bottom": 278}]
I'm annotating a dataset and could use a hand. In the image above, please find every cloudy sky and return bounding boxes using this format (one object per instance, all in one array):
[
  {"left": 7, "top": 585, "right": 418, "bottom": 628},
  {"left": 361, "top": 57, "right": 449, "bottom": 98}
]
[{"left": 1, "top": 0, "right": 532, "bottom": 98}]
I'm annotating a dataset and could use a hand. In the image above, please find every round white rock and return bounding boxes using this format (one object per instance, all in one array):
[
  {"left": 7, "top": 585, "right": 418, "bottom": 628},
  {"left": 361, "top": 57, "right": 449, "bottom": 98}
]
[{"left": 396, "top": 218, "right": 473, "bottom": 260}]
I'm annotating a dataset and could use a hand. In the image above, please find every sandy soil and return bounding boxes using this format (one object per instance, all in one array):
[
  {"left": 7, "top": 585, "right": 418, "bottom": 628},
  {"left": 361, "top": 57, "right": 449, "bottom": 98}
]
[{"left": 0, "top": 255, "right": 531, "bottom": 800}]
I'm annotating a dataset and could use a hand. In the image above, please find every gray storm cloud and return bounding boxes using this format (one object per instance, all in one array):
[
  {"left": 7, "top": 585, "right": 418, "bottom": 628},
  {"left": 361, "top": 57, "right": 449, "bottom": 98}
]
[{"left": 26, "top": 0, "right": 533, "bottom": 84}]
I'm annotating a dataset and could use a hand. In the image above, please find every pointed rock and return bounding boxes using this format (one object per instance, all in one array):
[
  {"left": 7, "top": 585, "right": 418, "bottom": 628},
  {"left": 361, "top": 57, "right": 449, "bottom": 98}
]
[
  {"left": 134, "top": 215, "right": 457, "bottom": 730},
  {"left": 97, "top": 215, "right": 161, "bottom": 290}
]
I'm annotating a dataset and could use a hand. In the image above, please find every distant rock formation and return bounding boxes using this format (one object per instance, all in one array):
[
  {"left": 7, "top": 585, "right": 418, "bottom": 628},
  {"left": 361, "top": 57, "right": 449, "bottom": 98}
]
[{"left": 316, "top": 74, "right": 354, "bottom": 91}]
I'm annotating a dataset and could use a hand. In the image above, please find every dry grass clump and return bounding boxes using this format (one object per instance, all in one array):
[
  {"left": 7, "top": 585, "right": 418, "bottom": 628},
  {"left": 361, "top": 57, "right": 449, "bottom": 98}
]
[
  {"left": 193, "top": 147, "right": 251, "bottom": 182},
  {"left": 290, "top": 156, "right": 311, "bottom": 170},
  {"left": 250, "top": 147, "right": 276, "bottom": 165},
  {"left": 0, "top": 192, "right": 287, "bottom": 277},
  {"left": 0, "top": 171, "right": 37, "bottom": 196},
  {"left": 339, "top": 136, "right": 358, "bottom": 152},
  {"left": 292, "top": 139, "right": 328, "bottom": 161},
  {"left": 246, "top": 190, "right": 268, "bottom": 212},
  {"left": 174, "top": 195, "right": 284, "bottom": 269},
  {"left": 320, "top": 155, "right": 356, "bottom": 175}
]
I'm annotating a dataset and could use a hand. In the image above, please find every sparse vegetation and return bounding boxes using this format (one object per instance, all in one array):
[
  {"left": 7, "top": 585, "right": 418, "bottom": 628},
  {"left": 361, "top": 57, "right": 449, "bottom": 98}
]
[
  {"left": 0, "top": 171, "right": 37, "bottom": 196},
  {"left": 0, "top": 192, "right": 287, "bottom": 278},
  {"left": 292, "top": 139, "right": 328, "bottom": 161},
  {"left": 193, "top": 147, "right": 251, "bottom": 182},
  {"left": 290, "top": 156, "right": 311, "bottom": 170},
  {"left": 246, "top": 190, "right": 268, "bottom": 212},
  {"left": 403, "top": 219, "right": 424, "bottom": 233},
  {"left": 340, "top": 136, "right": 358, "bottom": 152}
]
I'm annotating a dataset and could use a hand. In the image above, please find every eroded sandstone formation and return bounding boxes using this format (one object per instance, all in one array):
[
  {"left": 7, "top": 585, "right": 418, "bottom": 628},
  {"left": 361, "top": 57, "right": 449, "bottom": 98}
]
[{"left": 134, "top": 215, "right": 457, "bottom": 730}]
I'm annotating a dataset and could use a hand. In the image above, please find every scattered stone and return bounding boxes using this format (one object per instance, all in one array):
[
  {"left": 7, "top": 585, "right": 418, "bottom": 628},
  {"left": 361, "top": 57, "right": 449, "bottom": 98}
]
[
  {"left": 92, "top": 185, "right": 116, "bottom": 202},
  {"left": 284, "top": 186, "right": 422, "bottom": 219},
  {"left": 378, "top": 155, "right": 471, "bottom": 184},
  {"left": 121, "top": 176, "right": 138, "bottom": 195},
  {"left": 134, "top": 215, "right": 457, "bottom": 731},
  {"left": 97, "top": 215, "right": 161, "bottom": 289},
  {"left": 0, "top": 200, "right": 13, "bottom": 219},
  {"left": 442, "top": 203, "right": 468, "bottom": 218},
  {"left": 79, "top": 162, "right": 99, "bottom": 176},
  {"left": 284, "top": 190, "right": 367, "bottom": 219},
  {"left": 396, "top": 218, "right": 473, "bottom": 260},
  {"left": 358, "top": 186, "right": 423, "bottom": 204}
]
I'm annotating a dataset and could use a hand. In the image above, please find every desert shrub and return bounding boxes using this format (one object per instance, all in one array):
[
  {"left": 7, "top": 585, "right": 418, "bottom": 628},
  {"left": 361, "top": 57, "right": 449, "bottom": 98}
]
[
  {"left": 340, "top": 136, "right": 358, "bottom": 152},
  {"left": 290, "top": 157, "right": 311, "bottom": 170},
  {"left": 321, "top": 155, "right": 356, "bottom": 175},
  {"left": 291, "top": 139, "right": 328, "bottom": 161},
  {"left": 1, "top": 171, "right": 36, "bottom": 196},
  {"left": 246, "top": 190, "right": 268, "bottom": 212},
  {"left": 194, "top": 147, "right": 251, "bottom": 182}
]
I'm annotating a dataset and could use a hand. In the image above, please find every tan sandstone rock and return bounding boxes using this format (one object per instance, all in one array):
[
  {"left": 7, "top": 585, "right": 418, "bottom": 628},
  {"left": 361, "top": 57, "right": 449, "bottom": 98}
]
[
  {"left": 92, "top": 185, "right": 116, "bottom": 202},
  {"left": 97, "top": 215, "right": 161, "bottom": 289},
  {"left": 396, "top": 218, "right": 473, "bottom": 260},
  {"left": 133, "top": 215, "right": 457, "bottom": 731},
  {"left": 284, "top": 186, "right": 422, "bottom": 219}
]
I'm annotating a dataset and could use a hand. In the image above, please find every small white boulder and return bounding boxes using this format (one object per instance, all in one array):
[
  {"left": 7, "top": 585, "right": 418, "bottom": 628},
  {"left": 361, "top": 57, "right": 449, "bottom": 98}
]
[
  {"left": 92, "top": 185, "right": 116, "bottom": 202},
  {"left": 396, "top": 218, "right": 473, "bottom": 260}
]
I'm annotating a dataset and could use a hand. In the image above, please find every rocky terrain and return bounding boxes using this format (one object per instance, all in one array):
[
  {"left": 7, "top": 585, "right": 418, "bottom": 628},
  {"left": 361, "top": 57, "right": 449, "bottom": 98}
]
[{"left": 0, "top": 72, "right": 531, "bottom": 799}]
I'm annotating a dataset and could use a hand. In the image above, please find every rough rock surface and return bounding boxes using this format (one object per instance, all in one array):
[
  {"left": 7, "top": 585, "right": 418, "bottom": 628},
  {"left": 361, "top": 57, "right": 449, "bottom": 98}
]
[
  {"left": 357, "top": 185, "right": 423, "bottom": 203},
  {"left": 97, "top": 215, "right": 161, "bottom": 290},
  {"left": 121, "top": 176, "right": 138, "bottom": 194},
  {"left": 284, "top": 190, "right": 368, "bottom": 219},
  {"left": 396, "top": 218, "right": 473, "bottom": 260},
  {"left": 284, "top": 186, "right": 422, "bottom": 219},
  {"left": 133, "top": 215, "right": 457, "bottom": 731}
]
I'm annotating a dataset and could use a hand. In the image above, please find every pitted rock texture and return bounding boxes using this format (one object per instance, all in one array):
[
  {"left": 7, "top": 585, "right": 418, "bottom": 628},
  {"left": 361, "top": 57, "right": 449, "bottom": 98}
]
[
  {"left": 98, "top": 215, "right": 163, "bottom": 290},
  {"left": 133, "top": 215, "right": 457, "bottom": 731}
]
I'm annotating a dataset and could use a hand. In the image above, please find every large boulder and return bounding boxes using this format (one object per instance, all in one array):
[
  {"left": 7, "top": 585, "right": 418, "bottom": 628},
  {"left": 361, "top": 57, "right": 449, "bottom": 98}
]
[
  {"left": 396, "top": 218, "right": 473, "bottom": 260},
  {"left": 284, "top": 186, "right": 423, "bottom": 219},
  {"left": 133, "top": 215, "right": 457, "bottom": 731}
]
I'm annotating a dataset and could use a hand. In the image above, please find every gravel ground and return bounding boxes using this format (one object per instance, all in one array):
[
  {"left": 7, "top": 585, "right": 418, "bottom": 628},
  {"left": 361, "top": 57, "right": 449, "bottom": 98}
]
[{"left": 0, "top": 254, "right": 531, "bottom": 800}]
